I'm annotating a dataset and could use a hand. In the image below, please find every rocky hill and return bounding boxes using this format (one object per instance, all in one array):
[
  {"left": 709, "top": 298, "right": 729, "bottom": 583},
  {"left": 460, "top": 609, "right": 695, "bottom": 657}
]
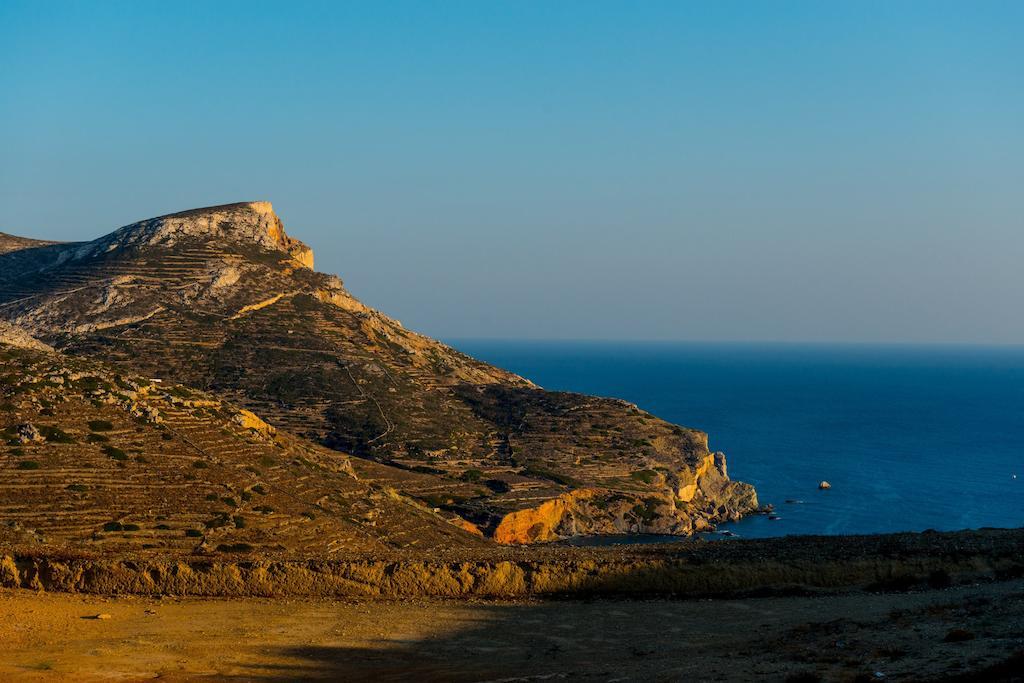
[
  {"left": 0, "top": 342, "right": 487, "bottom": 555},
  {"left": 0, "top": 202, "right": 757, "bottom": 543}
]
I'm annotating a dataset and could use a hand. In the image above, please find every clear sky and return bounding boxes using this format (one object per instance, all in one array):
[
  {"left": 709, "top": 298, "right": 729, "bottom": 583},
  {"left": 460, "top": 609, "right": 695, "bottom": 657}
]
[{"left": 2, "top": 1, "right": 1022, "bottom": 344}]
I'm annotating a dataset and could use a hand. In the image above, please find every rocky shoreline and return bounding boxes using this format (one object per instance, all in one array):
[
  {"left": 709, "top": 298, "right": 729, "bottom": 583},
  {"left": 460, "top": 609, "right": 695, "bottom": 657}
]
[{"left": 4, "top": 527, "right": 1021, "bottom": 600}]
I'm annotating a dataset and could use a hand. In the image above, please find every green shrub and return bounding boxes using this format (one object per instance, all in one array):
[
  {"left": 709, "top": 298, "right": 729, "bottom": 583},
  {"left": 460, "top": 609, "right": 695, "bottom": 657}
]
[
  {"left": 17, "top": 461, "right": 40, "bottom": 470},
  {"left": 86, "top": 433, "right": 109, "bottom": 443},
  {"left": 522, "top": 465, "right": 580, "bottom": 487},
  {"left": 215, "top": 543, "right": 254, "bottom": 553},
  {"left": 37, "top": 425, "right": 75, "bottom": 443},
  {"left": 102, "top": 521, "right": 124, "bottom": 532},
  {"left": 459, "top": 469, "right": 483, "bottom": 482},
  {"left": 87, "top": 420, "right": 114, "bottom": 432},
  {"left": 204, "top": 513, "right": 231, "bottom": 529},
  {"left": 102, "top": 445, "right": 128, "bottom": 461},
  {"left": 184, "top": 529, "right": 203, "bottom": 538},
  {"left": 233, "top": 515, "right": 246, "bottom": 529},
  {"left": 630, "top": 469, "right": 659, "bottom": 485},
  {"left": 66, "top": 483, "right": 88, "bottom": 492},
  {"left": 192, "top": 460, "right": 208, "bottom": 469}
]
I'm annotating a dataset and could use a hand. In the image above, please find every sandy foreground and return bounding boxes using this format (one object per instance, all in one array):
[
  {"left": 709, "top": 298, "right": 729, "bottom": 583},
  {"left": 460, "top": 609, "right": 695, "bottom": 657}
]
[{"left": 2, "top": 581, "right": 1023, "bottom": 682}]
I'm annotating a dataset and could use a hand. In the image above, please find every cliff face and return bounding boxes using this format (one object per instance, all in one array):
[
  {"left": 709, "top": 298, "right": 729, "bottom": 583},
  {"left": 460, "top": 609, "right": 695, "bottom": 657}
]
[
  {"left": 69, "top": 202, "right": 314, "bottom": 269},
  {"left": 0, "top": 202, "right": 758, "bottom": 544}
]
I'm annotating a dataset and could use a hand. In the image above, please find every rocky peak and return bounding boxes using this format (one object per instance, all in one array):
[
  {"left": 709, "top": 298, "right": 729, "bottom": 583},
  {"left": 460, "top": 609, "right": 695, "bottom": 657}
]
[{"left": 81, "top": 201, "right": 314, "bottom": 268}]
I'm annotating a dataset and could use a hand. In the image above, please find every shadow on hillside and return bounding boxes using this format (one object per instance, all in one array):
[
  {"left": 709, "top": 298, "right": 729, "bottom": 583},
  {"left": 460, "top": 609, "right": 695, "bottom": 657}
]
[
  {"left": 213, "top": 586, "right": 1024, "bottom": 682},
  {"left": 221, "top": 602, "right": 610, "bottom": 682}
]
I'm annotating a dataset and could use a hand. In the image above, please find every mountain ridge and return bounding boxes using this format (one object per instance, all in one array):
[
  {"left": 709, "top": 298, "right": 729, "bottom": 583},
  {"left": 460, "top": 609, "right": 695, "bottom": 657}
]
[{"left": 0, "top": 202, "right": 758, "bottom": 544}]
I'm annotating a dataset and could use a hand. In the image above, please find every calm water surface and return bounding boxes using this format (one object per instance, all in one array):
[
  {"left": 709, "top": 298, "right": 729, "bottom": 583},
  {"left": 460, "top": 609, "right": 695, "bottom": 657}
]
[{"left": 449, "top": 341, "right": 1024, "bottom": 539}]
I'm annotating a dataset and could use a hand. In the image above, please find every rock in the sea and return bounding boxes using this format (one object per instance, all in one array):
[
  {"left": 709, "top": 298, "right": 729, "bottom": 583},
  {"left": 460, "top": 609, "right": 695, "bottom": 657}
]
[{"left": 818, "top": 481, "right": 831, "bottom": 490}]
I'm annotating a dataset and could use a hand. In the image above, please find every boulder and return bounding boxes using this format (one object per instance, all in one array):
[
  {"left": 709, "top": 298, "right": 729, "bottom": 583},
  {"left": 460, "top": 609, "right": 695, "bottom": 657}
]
[{"left": 16, "top": 424, "right": 44, "bottom": 444}]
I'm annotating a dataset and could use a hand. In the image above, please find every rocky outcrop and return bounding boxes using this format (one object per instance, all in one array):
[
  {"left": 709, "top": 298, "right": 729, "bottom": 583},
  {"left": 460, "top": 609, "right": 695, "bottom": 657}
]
[
  {"left": 492, "top": 456, "right": 758, "bottom": 544},
  {"left": 0, "top": 320, "right": 53, "bottom": 353},
  {"left": 233, "top": 409, "right": 277, "bottom": 439},
  {"left": 63, "top": 201, "right": 314, "bottom": 269},
  {"left": 494, "top": 490, "right": 600, "bottom": 544}
]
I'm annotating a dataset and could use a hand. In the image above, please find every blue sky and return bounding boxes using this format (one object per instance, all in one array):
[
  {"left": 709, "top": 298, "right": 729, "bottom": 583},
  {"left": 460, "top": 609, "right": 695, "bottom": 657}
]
[{"left": 2, "top": 1, "right": 1022, "bottom": 343}]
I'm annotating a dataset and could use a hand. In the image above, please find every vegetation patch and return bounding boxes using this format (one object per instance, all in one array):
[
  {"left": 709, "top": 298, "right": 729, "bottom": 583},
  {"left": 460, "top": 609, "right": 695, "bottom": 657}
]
[
  {"left": 459, "top": 468, "right": 483, "bottom": 482},
  {"left": 204, "top": 513, "right": 231, "bottom": 529},
  {"left": 17, "top": 461, "right": 40, "bottom": 470},
  {"left": 522, "top": 465, "right": 580, "bottom": 488},
  {"left": 215, "top": 542, "right": 254, "bottom": 553},
  {"left": 37, "top": 425, "right": 75, "bottom": 443},
  {"left": 630, "top": 469, "right": 660, "bottom": 485},
  {"left": 87, "top": 420, "right": 115, "bottom": 432},
  {"left": 102, "top": 445, "right": 128, "bottom": 461}
]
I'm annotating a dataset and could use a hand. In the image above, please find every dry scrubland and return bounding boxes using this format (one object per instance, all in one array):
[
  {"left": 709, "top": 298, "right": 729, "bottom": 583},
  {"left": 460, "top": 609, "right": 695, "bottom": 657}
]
[{"left": 2, "top": 579, "right": 1023, "bottom": 681}]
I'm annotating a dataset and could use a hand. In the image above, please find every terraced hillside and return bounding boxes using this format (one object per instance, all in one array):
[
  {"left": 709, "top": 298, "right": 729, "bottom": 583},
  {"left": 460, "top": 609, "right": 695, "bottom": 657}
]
[
  {"left": 0, "top": 342, "right": 487, "bottom": 555},
  {"left": 0, "top": 202, "right": 757, "bottom": 542}
]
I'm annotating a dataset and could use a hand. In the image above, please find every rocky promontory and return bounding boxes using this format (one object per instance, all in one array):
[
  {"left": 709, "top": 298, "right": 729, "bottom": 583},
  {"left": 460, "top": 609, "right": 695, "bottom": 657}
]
[{"left": 0, "top": 202, "right": 758, "bottom": 544}]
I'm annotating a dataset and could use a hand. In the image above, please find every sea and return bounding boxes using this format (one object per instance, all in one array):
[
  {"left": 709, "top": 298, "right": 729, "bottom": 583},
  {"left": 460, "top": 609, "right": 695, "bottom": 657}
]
[{"left": 449, "top": 340, "right": 1024, "bottom": 540}]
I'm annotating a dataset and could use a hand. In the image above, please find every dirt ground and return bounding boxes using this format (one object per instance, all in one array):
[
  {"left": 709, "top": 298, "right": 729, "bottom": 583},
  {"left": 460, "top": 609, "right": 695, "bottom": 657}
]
[{"left": 2, "top": 581, "right": 1023, "bottom": 682}]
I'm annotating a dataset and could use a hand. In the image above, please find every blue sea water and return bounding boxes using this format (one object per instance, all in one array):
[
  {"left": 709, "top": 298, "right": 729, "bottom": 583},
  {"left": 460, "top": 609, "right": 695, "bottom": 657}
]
[{"left": 449, "top": 341, "right": 1024, "bottom": 539}]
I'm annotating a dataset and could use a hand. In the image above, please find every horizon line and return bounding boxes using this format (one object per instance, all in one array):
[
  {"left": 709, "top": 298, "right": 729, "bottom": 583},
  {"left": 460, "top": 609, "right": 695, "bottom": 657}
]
[{"left": 444, "top": 337, "right": 1024, "bottom": 349}]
